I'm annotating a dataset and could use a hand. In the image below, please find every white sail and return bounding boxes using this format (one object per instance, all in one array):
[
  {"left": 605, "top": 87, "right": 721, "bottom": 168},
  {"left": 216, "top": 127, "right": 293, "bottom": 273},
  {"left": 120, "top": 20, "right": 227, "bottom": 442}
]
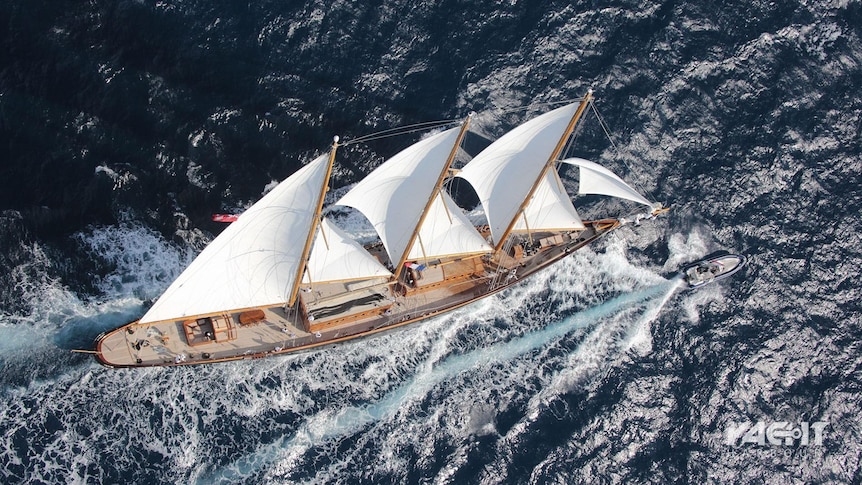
[
  {"left": 560, "top": 157, "right": 653, "bottom": 207},
  {"left": 336, "top": 126, "right": 489, "bottom": 264},
  {"left": 408, "top": 191, "right": 492, "bottom": 260},
  {"left": 514, "top": 169, "right": 584, "bottom": 232},
  {"left": 304, "top": 217, "right": 392, "bottom": 283},
  {"left": 140, "top": 154, "right": 331, "bottom": 323},
  {"left": 456, "top": 103, "right": 583, "bottom": 244}
]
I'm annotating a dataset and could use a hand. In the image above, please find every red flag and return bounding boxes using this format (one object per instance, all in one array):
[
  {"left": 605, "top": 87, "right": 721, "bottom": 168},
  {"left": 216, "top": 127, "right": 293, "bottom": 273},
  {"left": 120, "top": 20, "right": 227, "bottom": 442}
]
[{"left": 211, "top": 214, "right": 239, "bottom": 223}]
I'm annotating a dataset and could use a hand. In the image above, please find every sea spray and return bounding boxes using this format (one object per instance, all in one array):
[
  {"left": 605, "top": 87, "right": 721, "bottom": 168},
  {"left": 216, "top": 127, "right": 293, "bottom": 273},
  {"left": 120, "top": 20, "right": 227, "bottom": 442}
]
[
  {"left": 524, "top": 277, "right": 683, "bottom": 420},
  {"left": 0, "top": 225, "right": 191, "bottom": 364},
  {"left": 202, "top": 278, "right": 679, "bottom": 484}
]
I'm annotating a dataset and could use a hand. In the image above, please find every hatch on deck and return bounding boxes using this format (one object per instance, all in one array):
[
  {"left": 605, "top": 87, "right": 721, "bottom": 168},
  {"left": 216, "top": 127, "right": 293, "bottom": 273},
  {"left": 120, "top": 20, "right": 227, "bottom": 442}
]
[{"left": 182, "top": 315, "right": 238, "bottom": 346}]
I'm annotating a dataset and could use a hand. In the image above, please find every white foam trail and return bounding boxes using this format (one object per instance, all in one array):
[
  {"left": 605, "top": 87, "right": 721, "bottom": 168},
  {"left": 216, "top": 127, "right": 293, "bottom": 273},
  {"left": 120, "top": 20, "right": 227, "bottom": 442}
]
[
  {"left": 663, "top": 228, "right": 712, "bottom": 273},
  {"left": 75, "top": 223, "right": 195, "bottom": 301},
  {"left": 0, "top": 224, "right": 193, "bottom": 359},
  {"left": 625, "top": 276, "right": 683, "bottom": 353},
  {"left": 0, "top": 242, "right": 94, "bottom": 356},
  {"left": 201, "top": 277, "right": 678, "bottom": 484},
  {"left": 528, "top": 277, "right": 682, "bottom": 416}
]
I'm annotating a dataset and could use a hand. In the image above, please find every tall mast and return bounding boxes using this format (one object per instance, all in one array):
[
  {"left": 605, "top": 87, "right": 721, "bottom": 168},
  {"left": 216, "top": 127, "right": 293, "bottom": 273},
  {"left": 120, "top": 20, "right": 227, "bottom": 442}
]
[
  {"left": 393, "top": 115, "right": 472, "bottom": 275},
  {"left": 493, "top": 89, "right": 593, "bottom": 252},
  {"left": 287, "top": 136, "right": 339, "bottom": 306}
]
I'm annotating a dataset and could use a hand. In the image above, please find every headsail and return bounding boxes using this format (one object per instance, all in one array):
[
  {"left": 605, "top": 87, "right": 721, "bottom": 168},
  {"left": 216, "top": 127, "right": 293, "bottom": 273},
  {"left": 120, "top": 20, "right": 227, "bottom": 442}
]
[
  {"left": 560, "top": 157, "right": 654, "bottom": 208},
  {"left": 456, "top": 102, "right": 585, "bottom": 244},
  {"left": 304, "top": 217, "right": 392, "bottom": 283},
  {"left": 336, "top": 126, "right": 490, "bottom": 265},
  {"left": 140, "top": 154, "right": 331, "bottom": 324}
]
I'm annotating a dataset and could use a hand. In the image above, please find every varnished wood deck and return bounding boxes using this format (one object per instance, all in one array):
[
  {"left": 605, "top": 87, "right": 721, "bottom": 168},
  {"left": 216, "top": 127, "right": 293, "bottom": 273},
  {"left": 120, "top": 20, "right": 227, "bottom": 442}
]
[{"left": 96, "top": 307, "right": 313, "bottom": 366}]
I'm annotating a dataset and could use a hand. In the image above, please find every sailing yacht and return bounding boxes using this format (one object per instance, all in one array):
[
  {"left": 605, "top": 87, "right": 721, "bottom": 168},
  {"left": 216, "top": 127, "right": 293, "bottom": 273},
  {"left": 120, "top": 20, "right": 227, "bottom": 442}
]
[{"left": 94, "top": 90, "right": 666, "bottom": 368}]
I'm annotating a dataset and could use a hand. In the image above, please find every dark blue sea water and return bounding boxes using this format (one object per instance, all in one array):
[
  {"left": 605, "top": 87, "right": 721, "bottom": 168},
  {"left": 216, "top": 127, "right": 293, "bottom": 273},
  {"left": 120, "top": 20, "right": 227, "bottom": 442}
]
[{"left": 2, "top": 1, "right": 861, "bottom": 483}]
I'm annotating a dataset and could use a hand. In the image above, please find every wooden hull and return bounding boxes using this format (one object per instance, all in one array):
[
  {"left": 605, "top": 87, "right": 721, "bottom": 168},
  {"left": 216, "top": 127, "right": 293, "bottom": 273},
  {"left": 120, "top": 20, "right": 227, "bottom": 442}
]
[{"left": 94, "top": 221, "right": 619, "bottom": 368}]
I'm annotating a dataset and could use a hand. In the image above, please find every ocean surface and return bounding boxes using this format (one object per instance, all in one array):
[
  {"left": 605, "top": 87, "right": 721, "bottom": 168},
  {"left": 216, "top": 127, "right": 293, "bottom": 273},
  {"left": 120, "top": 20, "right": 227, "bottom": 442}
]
[{"left": 2, "top": 0, "right": 861, "bottom": 483}]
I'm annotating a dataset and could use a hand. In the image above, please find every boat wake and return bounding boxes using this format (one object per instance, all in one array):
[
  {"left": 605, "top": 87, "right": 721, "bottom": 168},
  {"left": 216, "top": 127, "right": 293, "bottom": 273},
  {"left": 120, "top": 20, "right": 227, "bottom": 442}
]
[
  {"left": 1, "top": 222, "right": 692, "bottom": 484},
  {"left": 201, "top": 273, "right": 681, "bottom": 484},
  {"left": 0, "top": 224, "right": 190, "bottom": 383}
]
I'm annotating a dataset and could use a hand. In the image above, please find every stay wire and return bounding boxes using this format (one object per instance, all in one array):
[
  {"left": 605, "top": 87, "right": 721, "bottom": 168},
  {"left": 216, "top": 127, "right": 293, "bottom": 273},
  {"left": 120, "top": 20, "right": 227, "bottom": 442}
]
[
  {"left": 339, "top": 96, "right": 589, "bottom": 147},
  {"left": 589, "top": 102, "right": 658, "bottom": 205},
  {"left": 488, "top": 96, "right": 589, "bottom": 120},
  {"left": 341, "top": 118, "right": 461, "bottom": 146}
]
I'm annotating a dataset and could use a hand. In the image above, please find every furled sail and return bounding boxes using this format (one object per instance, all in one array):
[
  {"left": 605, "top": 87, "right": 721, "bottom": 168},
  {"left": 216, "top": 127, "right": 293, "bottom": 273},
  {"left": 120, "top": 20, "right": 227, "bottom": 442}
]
[
  {"left": 304, "top": 217, "right": 392, "bottom": 283},
  {"left": 140, "top": 154, "right": 331, "bottom": 324},
  {"left": 560, "top": 157, "right": 653, "bottom": 208},
  {"left": 408, "top": 191, "right": 492, "bottom": 260},
  {"left": 513, "top": 169, "right": 584, "bottom": 232},
  {"left": 336, "top": 127, "right": 490, "bottom": 264},
  {"left": 456, "top": 103, "right": 584, "bottom": 244}
]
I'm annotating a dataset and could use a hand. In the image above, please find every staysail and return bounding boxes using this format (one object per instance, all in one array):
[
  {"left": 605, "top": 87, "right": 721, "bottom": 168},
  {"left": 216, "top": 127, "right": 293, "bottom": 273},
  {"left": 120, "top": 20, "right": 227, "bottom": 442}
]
[
  {"left": 140, "top": 154, "right": 331, "bottom": 324},
  {"left": 513, "top": 169, "right": 584, "bottom": 232},
  {"left": 456, "top": 103, "right": 585, "bottom": 244},
  {"left": 336, "top": 126, "right": 490, "bottom": 265},
  {"left": 408, "top": 190, "right": 491, "bottom": 260},
  {"left": 559, "top": 157, "right": 654, "bottom": 208},
  {"left": 304, "top": 217, "right": 392, "bottom": 283}
]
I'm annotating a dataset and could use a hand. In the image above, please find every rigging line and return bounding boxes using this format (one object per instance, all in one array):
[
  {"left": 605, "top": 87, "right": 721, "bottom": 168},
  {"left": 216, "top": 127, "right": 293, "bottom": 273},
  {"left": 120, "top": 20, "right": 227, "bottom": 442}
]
[
  {"left": 556, "top": 99, "right": 590, "bottom": 167},
  {"left": 341, "top": 118, "right": 461, "bottom": 146},
  {"left": 590, "top": 101, "right": 619, "bottom": 152},
  {"left": 487, "top": 96, "right": 589, "bottom": 120},
  {"left": 343, "top": 97, "right": 585, "bottom": 147},
  {"left": 589, "top": 102, "right": 658, "bottom": 204}
]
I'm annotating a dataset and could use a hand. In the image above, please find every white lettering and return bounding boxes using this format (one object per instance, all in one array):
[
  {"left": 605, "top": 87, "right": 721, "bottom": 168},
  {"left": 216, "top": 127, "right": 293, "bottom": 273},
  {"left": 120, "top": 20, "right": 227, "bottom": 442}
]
[
  {"left": 725, "top": 421, "right": 827, "bottom": 447},
  {"left": 741, "top": 421, "right": 766, "bottom": 446},
  {"left": 799, "top": 421, "right": 809, "bottom": 446},
  {"left": 766, "top": 421, "right": 792, "bottom": 446},
  {"left": 726, "top": 421, "right": 750, "bottom": 446}
]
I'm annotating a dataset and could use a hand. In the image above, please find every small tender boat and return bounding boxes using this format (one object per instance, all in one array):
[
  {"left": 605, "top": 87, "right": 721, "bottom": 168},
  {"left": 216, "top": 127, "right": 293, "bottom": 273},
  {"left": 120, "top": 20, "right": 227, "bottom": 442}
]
[{"left": 681, "top": 253, "right": 746, "bottom": 289}]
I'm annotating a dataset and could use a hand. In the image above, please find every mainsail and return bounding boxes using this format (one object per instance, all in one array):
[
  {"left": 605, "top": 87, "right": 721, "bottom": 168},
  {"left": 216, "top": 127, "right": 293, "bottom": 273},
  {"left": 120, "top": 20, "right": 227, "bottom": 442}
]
[
  {"left": 456, "top": 103, "right": 585, "bottom": 244},
  {"left": 140, "top": 153, "right": 331, "bottom": 324},
  {"left": 304, "top": 217, "right": 392, "bottom": 283},
  {"left": 336, "top": 126, "right": 490, "bottom": 265}
]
